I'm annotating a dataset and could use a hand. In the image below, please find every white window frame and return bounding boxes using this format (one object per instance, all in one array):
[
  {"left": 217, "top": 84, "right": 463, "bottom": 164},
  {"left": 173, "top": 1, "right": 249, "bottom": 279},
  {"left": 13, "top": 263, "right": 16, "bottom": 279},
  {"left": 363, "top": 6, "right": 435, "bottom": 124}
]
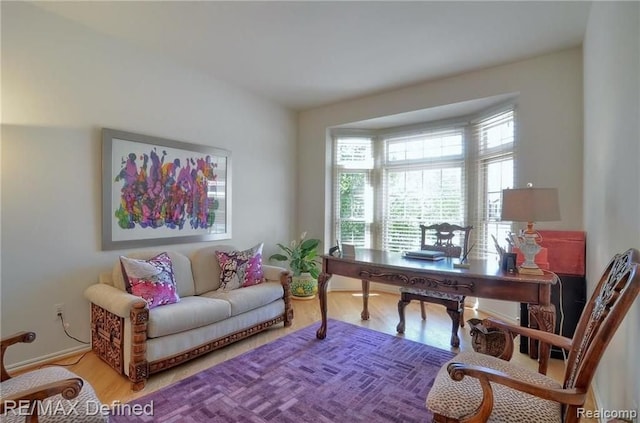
[{"left": 331, "top": 104, "right": 516, "bottom": 258}]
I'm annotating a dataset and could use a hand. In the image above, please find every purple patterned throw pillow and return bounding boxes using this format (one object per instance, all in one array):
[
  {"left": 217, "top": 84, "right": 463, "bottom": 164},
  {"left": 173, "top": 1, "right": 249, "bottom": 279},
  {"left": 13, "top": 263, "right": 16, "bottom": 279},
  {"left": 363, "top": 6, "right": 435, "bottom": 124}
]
[
  {"left": 120, "top": 252, "right": 180, "bottom": 309},
  {"left": 216, "top": 243, "right": 265, "bottom": 291}
]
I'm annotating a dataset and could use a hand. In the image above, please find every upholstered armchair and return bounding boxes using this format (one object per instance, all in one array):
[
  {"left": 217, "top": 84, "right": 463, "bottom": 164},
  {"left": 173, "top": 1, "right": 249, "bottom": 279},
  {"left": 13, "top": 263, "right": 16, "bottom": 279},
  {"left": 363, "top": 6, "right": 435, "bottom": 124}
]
[
  {"left": 397, "top": 223, "right": 473, "bottom": 347},
  {"left": 1, "top": 332, "right": 108, "bottom": 423},
  {"left": 426, "top": 248, "right": 639, "bottom": 423}
]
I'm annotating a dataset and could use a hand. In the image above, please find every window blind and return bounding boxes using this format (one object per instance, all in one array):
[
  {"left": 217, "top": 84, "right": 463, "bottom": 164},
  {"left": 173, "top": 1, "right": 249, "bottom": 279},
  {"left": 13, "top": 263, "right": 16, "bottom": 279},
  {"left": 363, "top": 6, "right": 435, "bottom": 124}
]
[
  {"left": 333, "top": 137, "right": 374, "bottom": 247},
  {"left": 380, "top": 128, "right": 466, "bottom": 252},
  {"left": 470, "top": 108, "right": 516, "bottom": 259}
]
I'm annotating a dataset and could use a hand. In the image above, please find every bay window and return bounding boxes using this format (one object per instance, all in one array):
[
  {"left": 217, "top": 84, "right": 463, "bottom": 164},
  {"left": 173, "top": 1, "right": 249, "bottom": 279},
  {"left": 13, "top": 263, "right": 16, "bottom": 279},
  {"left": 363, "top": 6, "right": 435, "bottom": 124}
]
[{"left": 332, "top": 105, "right": 515, "bottom": 259}]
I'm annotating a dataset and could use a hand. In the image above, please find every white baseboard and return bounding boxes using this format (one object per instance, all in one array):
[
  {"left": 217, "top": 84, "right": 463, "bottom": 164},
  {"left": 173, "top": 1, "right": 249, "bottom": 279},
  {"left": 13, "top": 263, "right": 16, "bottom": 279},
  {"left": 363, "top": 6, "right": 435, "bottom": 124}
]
[
  {"left": 6, "top": 344, "right": 90, "bottom": 373},
  {"left": 475, "top": 306, "right": 520, "bottom": 324}
]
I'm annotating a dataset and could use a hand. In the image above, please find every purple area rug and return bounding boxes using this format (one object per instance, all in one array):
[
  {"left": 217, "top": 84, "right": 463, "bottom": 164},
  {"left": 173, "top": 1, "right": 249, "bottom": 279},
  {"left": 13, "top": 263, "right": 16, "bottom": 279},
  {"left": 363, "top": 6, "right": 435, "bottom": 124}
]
[{"left": 110, "top": 320, "right": 455, "bottom": 423}]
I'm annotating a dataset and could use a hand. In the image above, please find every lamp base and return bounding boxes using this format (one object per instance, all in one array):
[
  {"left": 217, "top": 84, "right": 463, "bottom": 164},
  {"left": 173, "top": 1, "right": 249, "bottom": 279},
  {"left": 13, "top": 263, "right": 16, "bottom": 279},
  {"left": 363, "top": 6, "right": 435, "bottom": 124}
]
[{"left": 518, "top": 266, "right": 544, "bottom": 276}]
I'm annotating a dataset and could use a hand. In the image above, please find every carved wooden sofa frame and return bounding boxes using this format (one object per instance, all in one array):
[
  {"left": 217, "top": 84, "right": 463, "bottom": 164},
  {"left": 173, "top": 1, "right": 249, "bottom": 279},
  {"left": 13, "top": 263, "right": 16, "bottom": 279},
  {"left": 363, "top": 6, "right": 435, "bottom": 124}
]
[{"left": 89, "top": 271, "right": 293, "bottom": 391}]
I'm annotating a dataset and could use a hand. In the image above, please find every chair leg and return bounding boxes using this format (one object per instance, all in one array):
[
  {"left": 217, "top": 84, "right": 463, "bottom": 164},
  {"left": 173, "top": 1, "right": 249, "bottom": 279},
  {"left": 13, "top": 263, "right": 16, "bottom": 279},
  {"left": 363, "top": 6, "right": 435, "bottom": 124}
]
[
  {"left": 397, "top": 295, "right": 410, "bottom": 333},
  {"left": 420, "top": 301, "right": 426, "bottom": 320},
  {"left": 460, "top": 299, "right": 465, "bottom": 327}
]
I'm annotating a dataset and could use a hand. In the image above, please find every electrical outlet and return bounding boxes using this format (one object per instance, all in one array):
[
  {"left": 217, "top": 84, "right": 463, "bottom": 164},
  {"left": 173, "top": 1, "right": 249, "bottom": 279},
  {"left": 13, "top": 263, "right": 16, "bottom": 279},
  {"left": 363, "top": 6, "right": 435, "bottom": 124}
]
[{"left": 54, "top": 303, "right": 64, "bottom": 320}]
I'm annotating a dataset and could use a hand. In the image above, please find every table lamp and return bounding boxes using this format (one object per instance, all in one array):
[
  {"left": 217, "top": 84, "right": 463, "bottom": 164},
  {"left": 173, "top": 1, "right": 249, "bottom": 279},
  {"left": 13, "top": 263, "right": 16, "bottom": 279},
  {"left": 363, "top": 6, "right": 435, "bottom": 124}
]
[{"left": 501, "top": 184, "right": 560, "bottom": 275}]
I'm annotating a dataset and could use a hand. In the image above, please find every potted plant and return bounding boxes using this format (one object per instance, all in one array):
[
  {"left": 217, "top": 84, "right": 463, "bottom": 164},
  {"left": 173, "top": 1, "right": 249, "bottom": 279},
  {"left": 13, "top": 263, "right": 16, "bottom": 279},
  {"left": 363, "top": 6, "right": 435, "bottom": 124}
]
[{"left": 269, "top": 232, "right": 321, "bottom": 299}]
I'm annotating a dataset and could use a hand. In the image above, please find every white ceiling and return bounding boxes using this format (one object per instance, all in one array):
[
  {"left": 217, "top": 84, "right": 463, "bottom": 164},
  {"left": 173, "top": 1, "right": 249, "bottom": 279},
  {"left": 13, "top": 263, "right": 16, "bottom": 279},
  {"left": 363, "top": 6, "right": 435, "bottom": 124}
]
[{"left": 34, "top": 1, "right": 591, "bottom": 112}]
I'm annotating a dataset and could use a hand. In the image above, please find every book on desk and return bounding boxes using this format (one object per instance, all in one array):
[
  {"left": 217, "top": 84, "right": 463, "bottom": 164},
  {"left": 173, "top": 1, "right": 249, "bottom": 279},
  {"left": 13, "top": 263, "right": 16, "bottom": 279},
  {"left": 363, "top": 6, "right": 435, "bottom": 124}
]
[{"left": 403, "top": 249, "right": 446, "bottom": 261}]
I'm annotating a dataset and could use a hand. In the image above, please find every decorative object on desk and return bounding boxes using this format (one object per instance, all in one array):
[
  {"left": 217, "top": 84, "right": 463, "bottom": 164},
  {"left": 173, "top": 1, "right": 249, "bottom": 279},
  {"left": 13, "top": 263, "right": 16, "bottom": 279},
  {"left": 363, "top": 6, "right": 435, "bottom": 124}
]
[
  {"left": 341, "top": 243, "right": 356, "bottom": 258},
  {"left": 491, "top": 234, "right": 505, "bottom": 257},
  {"left": 467, "top": 318, "right": 516, "bottom": 358},
  {"left": 461, "top": 242, "right": 474, "bottom": 262},
  {"left": 328, "top": 242, "right": 341, "bottom": 257},
  {"left": 269, "top": 232, "right": 320, "bottom": 298},
  {"left": 501, "top": 183, "right": 560, "bottom": 275},
  {"left": 453, "top": 242, "right": 475, "bottom": 269},
  {"left": 501, "top": 252, "right": 518, "bottom": 273}
]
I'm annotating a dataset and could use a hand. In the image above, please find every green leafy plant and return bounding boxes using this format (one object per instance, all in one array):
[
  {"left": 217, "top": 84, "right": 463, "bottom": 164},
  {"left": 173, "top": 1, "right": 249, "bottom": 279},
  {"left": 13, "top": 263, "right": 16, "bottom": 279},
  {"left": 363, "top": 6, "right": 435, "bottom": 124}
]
[{"left": 269, "top": 232, "right": 321, "bottom": 279}]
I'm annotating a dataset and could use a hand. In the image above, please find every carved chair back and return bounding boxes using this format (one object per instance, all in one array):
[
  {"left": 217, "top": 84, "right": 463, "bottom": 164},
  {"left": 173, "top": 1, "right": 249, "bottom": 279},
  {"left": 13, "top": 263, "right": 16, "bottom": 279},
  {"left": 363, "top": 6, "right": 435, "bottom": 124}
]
[
  {"left": 420, "top": 223, "right": 473, "bottom": 259},
  {"left": 562, "top": 248, "right": 639, "bottom": 417}
]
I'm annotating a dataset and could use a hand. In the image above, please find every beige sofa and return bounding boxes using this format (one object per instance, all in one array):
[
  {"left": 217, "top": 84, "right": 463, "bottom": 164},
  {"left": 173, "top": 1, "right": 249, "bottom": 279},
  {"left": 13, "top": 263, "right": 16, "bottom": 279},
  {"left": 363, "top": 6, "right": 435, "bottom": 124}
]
[{"left": 84, "top": 245, "right": 293, "bottom": 391}]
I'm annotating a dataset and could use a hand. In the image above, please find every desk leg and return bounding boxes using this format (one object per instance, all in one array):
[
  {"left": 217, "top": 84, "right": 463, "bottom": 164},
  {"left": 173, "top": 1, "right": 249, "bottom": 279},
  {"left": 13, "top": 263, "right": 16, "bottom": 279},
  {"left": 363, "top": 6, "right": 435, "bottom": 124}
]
[
  {"left": 361, "top": 279, "right": 370, "bottom": 320},
  {"left": 445, "top": 308, "right": 461, "bottom": 348},
  {"left": 316, "top": 272, "right": 332, "bottom": 339},
  {"left": 397, "top": 295, "right": 409, "bottom": 333},
  {"left": 529, "top": 304, "right": 556, "bottom": 374}
]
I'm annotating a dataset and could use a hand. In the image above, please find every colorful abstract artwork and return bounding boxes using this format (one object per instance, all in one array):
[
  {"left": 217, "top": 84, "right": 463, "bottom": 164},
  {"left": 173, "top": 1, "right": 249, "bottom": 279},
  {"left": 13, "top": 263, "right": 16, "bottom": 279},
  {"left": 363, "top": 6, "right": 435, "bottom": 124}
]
[
  {"left": 102, "top": 129, "right": 231, "bottom": 250},
  {"left": 114, "top": 148, "right": 217, "bottom": 231}
]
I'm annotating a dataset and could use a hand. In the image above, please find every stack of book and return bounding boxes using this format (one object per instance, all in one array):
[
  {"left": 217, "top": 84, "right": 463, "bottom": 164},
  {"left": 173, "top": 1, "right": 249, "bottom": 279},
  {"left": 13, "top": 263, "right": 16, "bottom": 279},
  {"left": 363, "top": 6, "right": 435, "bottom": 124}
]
[{"left": 403, "top": 249, "right": 445, "bottom": 261}]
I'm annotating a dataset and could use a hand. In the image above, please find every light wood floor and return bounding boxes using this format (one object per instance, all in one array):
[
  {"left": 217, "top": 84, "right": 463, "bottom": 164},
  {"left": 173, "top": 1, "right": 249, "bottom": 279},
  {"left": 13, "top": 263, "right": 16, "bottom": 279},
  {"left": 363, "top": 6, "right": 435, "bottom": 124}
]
[{"left": 51, "top": 291, "right": 597, "bottom": 420}]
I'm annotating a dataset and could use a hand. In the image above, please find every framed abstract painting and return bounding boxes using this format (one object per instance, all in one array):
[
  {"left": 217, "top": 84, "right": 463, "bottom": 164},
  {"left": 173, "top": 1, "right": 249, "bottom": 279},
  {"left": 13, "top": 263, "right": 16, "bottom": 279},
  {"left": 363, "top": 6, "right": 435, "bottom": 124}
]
[{"left": 102, "top": 128, "right": 231, "bottom": 250}]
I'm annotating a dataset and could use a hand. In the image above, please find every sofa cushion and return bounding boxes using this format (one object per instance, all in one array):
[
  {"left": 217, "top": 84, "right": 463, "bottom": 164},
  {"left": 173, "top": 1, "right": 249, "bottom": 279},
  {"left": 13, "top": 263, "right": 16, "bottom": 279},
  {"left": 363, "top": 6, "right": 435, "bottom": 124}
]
[
  {"left": 191, "top": 245, "right": 235, "bottom": 294},
  {"left": 145, "top": 300, "right": 286, "bottom": 364},
  {"left": 147, "top": 296, "right": 231, "bottom": 338},
  {"left": 120, "top": 253, "right": 180, "bottom": 309},
  {"left": 202, "top": 281, "right": 284, "bottom": 316},
  {"left": 112, "top": 251, "right": 196, "bottom": 297},
  {"left": 216, "top": 243, "right": 265, "bottom": 291}
]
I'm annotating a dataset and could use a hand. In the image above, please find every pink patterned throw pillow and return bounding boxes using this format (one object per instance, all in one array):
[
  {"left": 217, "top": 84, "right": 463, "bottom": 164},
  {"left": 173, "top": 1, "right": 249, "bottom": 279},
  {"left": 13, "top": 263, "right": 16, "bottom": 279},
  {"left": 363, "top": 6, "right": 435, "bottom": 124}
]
[
  {"left": 119, "top": 252, "right": 180, "bottom": 309},
  {"left": 216, "top": 243, "right": 265, "bottom": 292}
]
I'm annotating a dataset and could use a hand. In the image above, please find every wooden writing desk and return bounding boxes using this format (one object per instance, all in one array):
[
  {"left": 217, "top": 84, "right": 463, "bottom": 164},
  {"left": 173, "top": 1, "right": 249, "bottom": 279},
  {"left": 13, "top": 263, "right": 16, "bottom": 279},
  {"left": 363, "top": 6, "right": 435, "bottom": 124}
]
[{"left": 316, "top": 249, "right": 557, "bottom": 373}]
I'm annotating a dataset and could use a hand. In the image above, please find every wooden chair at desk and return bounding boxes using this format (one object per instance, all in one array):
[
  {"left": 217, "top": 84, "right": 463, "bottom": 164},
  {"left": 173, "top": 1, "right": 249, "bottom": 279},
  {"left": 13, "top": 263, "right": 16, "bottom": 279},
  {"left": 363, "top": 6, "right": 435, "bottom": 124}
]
[
  {"left": 426, "top": 248, "right": 640, "bottom": 423},
  {"left": 396, "top": 223, "right": 473, "bottom": 348}
]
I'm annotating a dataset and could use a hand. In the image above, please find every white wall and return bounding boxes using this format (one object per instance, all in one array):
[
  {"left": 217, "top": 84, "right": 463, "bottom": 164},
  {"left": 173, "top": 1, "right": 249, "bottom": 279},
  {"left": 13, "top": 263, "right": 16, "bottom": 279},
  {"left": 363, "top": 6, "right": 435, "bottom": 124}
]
[
  {"left": 298, "top": 49, "right": 584, "bottom": 317},
  {"left": 0, "top": 3, "right": 297, "bottom": 366},
  {"left": 584, "top": 1, "right": 640, "bottom": 412}
]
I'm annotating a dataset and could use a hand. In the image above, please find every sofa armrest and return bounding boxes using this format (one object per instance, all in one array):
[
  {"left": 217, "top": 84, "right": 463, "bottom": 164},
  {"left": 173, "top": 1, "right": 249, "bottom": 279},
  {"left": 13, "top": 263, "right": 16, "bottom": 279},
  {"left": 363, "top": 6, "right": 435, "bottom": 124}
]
[
  {"left": 263, "top": 264, "right": 288, "bottom": 282},
  {"left": 84, "top": 284, "right": 147, "bottom": 318},
  {"left": 265, "top": 265, "right": 293, "bottom": 327},
  {"left": 86, "top": 284, "right": 149, "bottom": 391}
]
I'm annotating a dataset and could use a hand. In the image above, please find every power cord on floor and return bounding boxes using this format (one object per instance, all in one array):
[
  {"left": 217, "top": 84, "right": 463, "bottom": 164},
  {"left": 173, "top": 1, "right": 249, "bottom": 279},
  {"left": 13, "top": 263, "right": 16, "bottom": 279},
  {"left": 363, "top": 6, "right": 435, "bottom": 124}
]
[
  {"left": 37, "top": 314, "right": 91, "bottom": 369},
  {"left": 38, "top": 351, "right": 91, "bottom": 369}
]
